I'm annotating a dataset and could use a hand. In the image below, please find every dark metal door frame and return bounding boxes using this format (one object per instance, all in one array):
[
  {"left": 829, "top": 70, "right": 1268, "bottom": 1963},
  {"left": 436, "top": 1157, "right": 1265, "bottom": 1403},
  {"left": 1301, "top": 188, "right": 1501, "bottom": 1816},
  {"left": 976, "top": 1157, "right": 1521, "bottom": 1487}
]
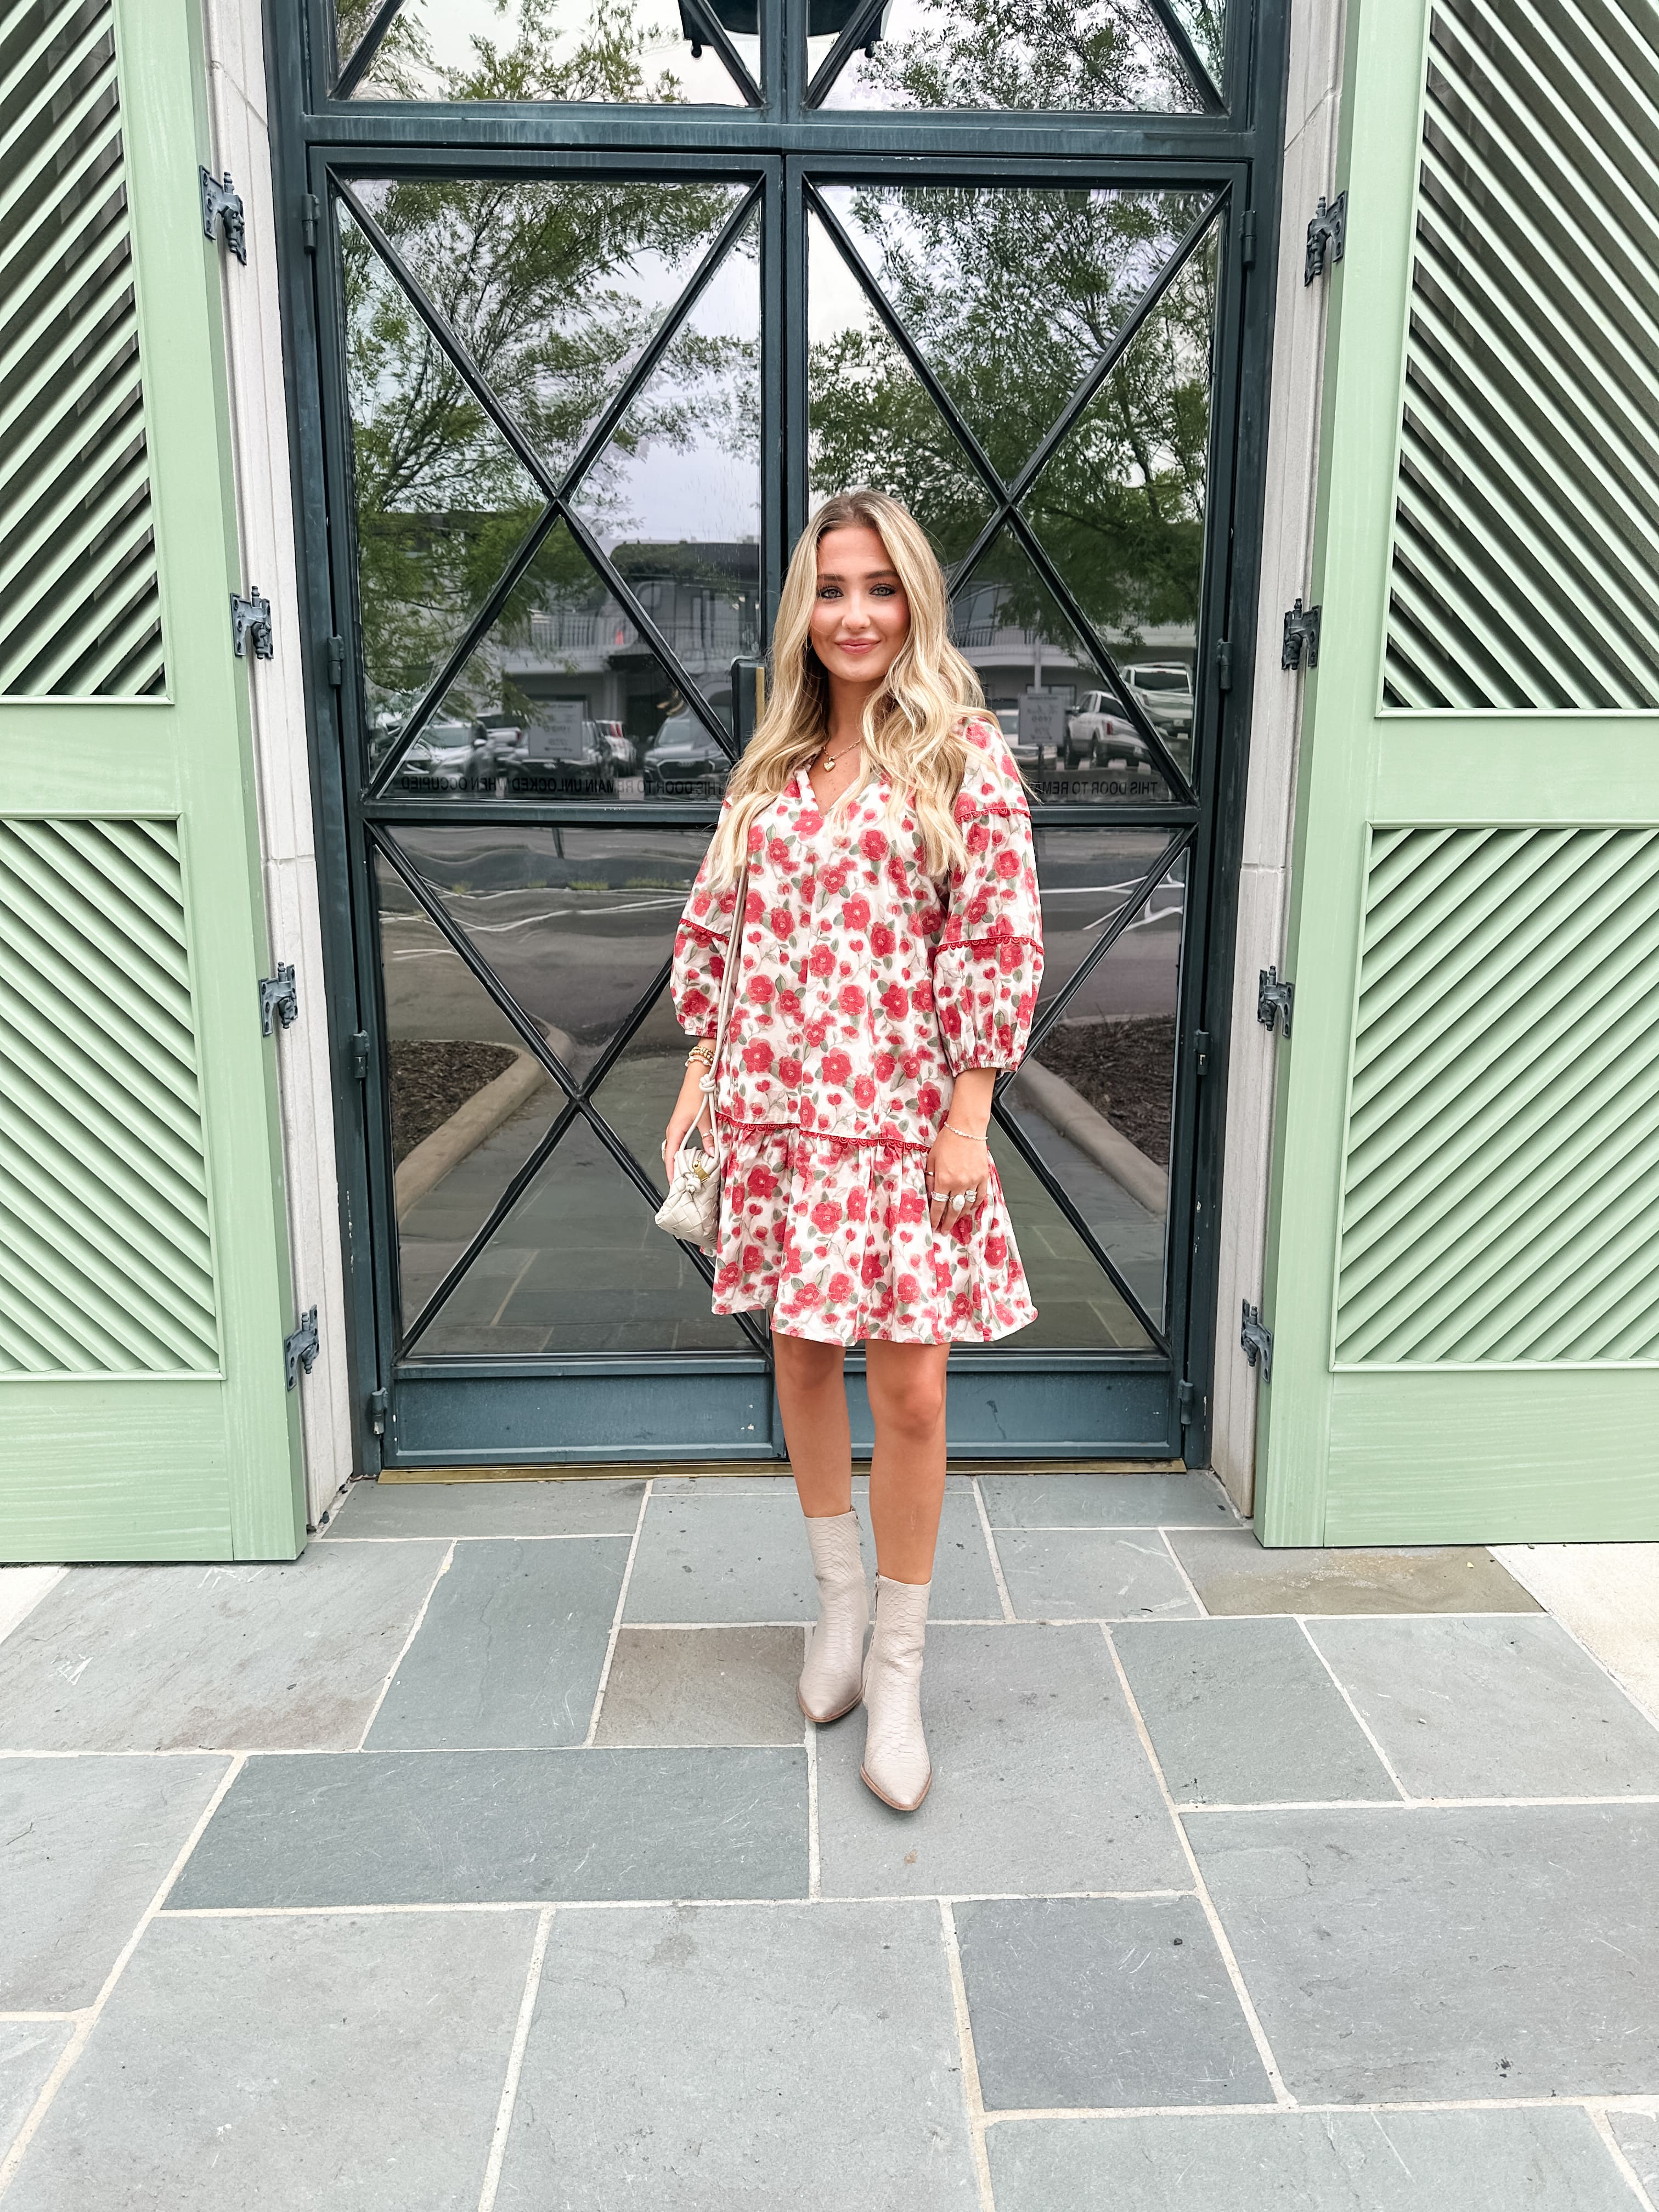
[{"left": 263, "top": 0, "right": 1290, "bottom": 1472}]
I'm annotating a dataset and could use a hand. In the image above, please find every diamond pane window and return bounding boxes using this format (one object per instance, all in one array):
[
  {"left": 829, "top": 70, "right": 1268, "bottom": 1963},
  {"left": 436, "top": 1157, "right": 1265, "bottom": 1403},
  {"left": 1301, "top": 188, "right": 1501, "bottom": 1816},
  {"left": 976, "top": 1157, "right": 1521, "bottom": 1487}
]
[
  {"left": 335, "top": 1, "right": 761, "bottom": 105},
  {"left": 810, "top": 0, "right": 1219, "bottom": 114}
]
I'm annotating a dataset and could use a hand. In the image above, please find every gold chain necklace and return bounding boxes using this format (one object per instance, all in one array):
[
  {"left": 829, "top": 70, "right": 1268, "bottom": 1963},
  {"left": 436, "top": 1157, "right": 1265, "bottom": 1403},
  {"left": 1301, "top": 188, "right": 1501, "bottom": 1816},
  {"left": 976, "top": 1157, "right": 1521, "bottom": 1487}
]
[{"left": 816, "top": 738, "right": 861, "bottom": 773}]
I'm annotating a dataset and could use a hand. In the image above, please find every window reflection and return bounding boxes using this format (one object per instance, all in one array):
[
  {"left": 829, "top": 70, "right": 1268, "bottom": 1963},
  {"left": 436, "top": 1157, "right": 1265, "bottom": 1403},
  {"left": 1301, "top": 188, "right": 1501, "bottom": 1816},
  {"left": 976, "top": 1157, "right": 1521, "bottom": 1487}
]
[
  {"left": 338, "top": 172, "right": 759, "bottom": 798},
  {"left": 808, "top": 184, "right": 1215, "bottom": 804},
  {"left": 952, "top": 534, "right": 1176, "bottom": 804},
  {"left": 810, "top": 0, "right": 1217, "bottom": 112},
  {"left": 1023, "top": 228, "right": 1217, "bottom": 772},
  {"left": 381, "top": 826, "right": 706, "bottom": 1080},
  {"left": 1002, "top": 847, "right": 1187, "bottom": 1325},
  {"left": 808, "top": 209, "right": 996, "bottom": 566},
  {"left": 336, "top": 0, "right": 760, "bottom": 104}
]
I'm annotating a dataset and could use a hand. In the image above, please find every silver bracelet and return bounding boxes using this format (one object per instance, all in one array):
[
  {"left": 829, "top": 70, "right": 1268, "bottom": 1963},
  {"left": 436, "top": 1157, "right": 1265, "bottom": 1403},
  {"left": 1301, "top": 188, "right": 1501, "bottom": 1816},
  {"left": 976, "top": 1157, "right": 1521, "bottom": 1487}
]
[{"left": 943, "top": 1123, "right": 989, "bottom": 1142}]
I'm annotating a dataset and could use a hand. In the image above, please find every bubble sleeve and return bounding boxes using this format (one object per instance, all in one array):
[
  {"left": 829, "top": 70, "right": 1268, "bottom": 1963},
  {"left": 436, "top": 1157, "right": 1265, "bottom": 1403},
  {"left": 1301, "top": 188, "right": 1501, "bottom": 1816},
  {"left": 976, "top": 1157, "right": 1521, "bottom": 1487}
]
[
  {"left": 930, "top": 730, "right": 1045, "bottom": 1075},
  {"left": 670, "top": 808, "right": 745, "bottom": 1040}
]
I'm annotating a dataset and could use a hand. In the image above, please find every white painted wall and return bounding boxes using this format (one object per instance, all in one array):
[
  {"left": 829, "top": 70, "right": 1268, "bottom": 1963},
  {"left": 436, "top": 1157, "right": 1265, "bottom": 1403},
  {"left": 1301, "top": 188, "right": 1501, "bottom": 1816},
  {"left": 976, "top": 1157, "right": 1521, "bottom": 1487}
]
[
  {"left": 1209, "top": 0, "right": 1347, "bottom": 1515},
  {"left": 201, "top": 0, "right": 356, "bottom": 1526}
]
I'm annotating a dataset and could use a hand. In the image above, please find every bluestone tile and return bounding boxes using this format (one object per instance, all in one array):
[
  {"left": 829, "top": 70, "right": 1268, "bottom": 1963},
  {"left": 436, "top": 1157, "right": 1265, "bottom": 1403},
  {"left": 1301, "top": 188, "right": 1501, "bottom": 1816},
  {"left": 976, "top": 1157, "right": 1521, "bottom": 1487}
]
[
  {"left": 0, "top": 1548, "right": 449, "bottom": 1751},
  {"left": 624, "top": 1489, "right": 1000, "bottom": 1625},
  {"left": 652, "top": 1476, "right": 802, "bottom": 1496},
  {"left": 594, "top": 1627, "right": 805, "bottom": 1746},
  {"left": 1114, "top": 1619, "right": 1397, "bottom": 1804},
  {"left": 624, "top": 1494, "right": 816, "bottom": 1622},
  {"left": 994, "top": 1530, "right": 1199, "bottom": 1621},
  {"left": 1609, "top": 2113, "right": 1659, "bottom": 2198},
  {"left": 0, "top": 1570, "right": 64, "bottom": 1650},
  {"left": 1189, "top": 1803, "right": 1659, "bottom": 2101},
  {"left": 2, "top": 1912, "right": 534, "bottom": 2211},
  {"left": 855, "top": 1474, "right": 978, "bottom": 1492},
  {"left": 365, "top": 1538, "right": 628, "bottom": 1750},
  {"left": 1166, "top": 1529, "right": 1540, "bottom": 1617},
  {"left": 0, "top": 1756, "right": 228, "bottom": 2008},
  {"left": 495, "top": 1902, "right": 978, "bottom": 2211},
  {"left": 0, "top": 2023, "right": 72, "bottom": 2156},
  {"left": 171, "top": 1747, "right": 808, "bottom": 1907},
  {"left": 907, "top": 1488, "right": 1003, "bottom": 1620},
  {"left": 1307, "top": 1615, "right": 1659, "bottom": 1799},
  {"left": 326, "top": 1477, "right": 644, "bottom": 1538},
  {"left": 955, "top": 1895, "right": 1271, "bottom": 2111},
  {"left": 980, "top": 1472, "right": 1234, "bottom": 1527},
  {"left": 816, "top": 1626, "right": 1186, "bottom": 1899},
  {"left": 987, "top": 2107, "right": 1640, "bottom": 2211}
]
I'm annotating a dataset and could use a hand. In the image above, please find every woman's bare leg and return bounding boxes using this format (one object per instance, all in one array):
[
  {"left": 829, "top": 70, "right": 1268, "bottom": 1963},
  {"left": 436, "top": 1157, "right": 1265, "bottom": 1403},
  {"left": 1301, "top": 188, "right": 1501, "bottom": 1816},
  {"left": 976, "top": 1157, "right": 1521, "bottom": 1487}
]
[
  {"left": 864, "top": 1340, "right": 950, "bottom": 1583},
  {"left": 772, "top": 1329, "right": 853, "bottom": 1516},
  {"left": 776, "top": 1329, "right": 866, "bottom": 1724}
]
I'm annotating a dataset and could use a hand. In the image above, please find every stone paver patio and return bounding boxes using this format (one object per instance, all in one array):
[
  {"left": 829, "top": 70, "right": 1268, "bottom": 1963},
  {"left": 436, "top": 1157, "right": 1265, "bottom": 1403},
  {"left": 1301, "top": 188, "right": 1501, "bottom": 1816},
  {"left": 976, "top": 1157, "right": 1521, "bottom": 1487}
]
[{"left": 2, "top": 1471, "right": 1657, "bottom": 2208}]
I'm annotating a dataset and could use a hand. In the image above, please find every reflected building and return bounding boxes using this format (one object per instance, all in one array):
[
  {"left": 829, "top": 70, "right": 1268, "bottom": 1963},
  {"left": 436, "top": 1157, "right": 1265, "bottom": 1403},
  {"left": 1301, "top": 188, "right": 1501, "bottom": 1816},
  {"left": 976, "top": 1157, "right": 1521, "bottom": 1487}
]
[
  {"left": 500, "top": 539, "right": 761, "bottom": 741},
  {"left": 948, "top": 571, "right": 1195, "bottom": 715}
]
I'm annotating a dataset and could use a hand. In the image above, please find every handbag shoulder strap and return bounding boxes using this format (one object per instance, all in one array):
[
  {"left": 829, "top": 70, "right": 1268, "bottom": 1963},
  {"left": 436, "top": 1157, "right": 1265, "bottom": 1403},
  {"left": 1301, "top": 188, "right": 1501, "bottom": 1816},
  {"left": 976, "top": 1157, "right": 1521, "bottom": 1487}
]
[
  {"left": 693, "top": 864, "right": 747, "bottom": 1159},
  {"left": 712, "top": 864, "right": 748, "bottom": 1063}
]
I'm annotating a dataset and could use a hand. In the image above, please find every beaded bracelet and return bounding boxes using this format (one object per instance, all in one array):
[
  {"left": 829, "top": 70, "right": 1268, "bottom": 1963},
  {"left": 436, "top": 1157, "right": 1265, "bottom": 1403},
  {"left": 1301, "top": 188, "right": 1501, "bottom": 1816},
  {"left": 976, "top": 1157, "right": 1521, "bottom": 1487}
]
[{"left": 943, "top": 1123, "right": 989, "bottom": 1142}]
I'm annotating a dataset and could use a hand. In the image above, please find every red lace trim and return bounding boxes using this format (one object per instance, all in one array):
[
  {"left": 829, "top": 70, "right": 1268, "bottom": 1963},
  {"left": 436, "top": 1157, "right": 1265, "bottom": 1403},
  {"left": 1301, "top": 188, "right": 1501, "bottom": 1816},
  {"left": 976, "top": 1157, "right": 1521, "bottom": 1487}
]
[
  {"left": 935, "top": 931, "right": 1041, "bottom": 957},
  {"left": 714, "top": 1113, "right": 933, "bottom": 1155},
  {"left": 675, "top": 915, "right": 730, "bottom": 944}
]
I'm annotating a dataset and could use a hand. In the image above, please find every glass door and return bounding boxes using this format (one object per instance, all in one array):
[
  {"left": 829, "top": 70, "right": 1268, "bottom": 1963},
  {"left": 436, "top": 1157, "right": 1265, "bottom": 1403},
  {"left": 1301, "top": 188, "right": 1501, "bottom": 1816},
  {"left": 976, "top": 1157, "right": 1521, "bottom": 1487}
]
[{"left": 285, "top": 0, "right": 1281, "bottom": 1465}]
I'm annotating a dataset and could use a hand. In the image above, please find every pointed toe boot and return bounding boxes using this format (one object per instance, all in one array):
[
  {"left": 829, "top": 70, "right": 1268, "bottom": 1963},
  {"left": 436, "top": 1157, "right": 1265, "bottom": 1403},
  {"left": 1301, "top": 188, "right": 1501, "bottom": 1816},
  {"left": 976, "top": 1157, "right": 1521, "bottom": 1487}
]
[
  {"left": 798, "top": 1510, "right": 868, "bottom": 1724},
  {"left": 860, "top": 1574, "right": 932, "bottom": 1812}
]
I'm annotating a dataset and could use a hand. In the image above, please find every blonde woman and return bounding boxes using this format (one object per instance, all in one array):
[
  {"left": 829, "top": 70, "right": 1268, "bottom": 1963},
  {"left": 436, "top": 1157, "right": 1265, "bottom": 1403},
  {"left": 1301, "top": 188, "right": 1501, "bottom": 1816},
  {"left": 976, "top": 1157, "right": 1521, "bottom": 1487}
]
[{"left": 663, "top": 490, "right": 1043, "bottom": 1812}]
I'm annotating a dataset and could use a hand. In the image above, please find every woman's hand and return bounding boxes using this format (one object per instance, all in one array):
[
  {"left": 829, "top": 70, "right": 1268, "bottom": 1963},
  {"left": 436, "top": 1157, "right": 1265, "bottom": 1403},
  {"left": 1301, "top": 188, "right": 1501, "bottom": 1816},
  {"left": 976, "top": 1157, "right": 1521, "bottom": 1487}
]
[
  {"left": 662, "top": 1052, "right": 714, "bottom": 1177},
  {"left": 926, "top": 1069, "right": 998, "bottom": 1233}
]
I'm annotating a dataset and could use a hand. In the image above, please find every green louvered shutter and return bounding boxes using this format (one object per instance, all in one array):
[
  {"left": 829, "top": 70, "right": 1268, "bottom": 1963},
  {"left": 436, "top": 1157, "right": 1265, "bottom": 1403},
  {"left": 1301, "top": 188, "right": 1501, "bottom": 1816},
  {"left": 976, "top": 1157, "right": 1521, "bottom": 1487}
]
[
  {"left": 0, "top": 0, "right": 304, "bottom": 1559},
  {"left": 1257, "top": 0, "right": 1659, "bottom": 1543}
]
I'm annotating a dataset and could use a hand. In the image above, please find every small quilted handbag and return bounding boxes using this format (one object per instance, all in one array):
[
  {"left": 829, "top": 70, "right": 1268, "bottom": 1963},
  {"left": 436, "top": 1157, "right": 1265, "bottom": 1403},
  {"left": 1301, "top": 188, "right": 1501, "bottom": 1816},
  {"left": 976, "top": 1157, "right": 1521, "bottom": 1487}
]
[{"left": 654, "top": 867, "right": 747, "bottom": 1255}]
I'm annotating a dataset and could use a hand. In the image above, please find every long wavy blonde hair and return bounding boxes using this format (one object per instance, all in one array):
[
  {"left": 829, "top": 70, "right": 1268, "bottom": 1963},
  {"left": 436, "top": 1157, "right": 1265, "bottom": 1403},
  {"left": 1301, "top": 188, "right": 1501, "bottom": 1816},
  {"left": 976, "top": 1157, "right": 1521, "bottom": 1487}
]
[{"left": 704, "top": 489, "right": 984, "bottom": 884}]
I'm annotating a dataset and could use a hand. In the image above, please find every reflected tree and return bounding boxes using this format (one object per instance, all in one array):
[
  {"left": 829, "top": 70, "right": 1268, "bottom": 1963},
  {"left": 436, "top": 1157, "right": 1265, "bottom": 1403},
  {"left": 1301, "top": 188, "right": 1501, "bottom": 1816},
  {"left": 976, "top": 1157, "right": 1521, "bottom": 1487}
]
[
  {"left": 336, "top": 0, "right": 694, "bottom": 100},
  {"left": 812, "top": 183, "right": 1217, "bottom": 649},
  {"left": 338, "top": 1, "right": 755, "bottom": 725},
  {"left": 834, "top": 0, "right": 1216, "bottom": 110}
]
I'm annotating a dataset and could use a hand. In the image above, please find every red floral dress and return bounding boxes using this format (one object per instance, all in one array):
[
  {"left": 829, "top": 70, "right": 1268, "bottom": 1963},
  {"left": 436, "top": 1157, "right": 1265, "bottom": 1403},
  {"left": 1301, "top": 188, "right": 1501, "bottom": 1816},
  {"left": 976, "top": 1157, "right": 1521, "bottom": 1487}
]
[{"left": 669, "top": 717, "right": 1043, "bottom": 1346}]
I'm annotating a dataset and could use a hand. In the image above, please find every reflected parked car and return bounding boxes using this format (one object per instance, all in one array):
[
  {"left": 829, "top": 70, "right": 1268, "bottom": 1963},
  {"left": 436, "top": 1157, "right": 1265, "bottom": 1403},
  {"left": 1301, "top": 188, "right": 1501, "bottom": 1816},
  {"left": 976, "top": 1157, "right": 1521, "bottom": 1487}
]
[
  {"left": 592, "top": 718, "right": 639, "bottom": 774},
  {"left": 1064, "top": 690, "right": 1152, "bottom": 772},
  {"left": 643, "top": 714, "right": 730, "bottom": 798},
  {"left": 1121, "top": 663, "right": 1195, "bottom": 740},
  {"left": 388, "top": 718, "right": 492, "bottom": 793},
  {"left": 503, "top": 718, "right": 617, "bottom": 797}
]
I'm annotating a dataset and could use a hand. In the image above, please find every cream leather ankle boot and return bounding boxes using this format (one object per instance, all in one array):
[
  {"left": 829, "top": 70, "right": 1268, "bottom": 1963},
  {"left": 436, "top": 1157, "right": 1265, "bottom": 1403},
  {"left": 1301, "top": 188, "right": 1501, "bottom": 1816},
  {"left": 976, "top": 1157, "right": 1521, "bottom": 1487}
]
[
  {"left": 860, "top": 1575, "right": 932, "bottom": 1811},
  {"left": 798, "top": 1510, "right": 868, "bottom": 1724}
]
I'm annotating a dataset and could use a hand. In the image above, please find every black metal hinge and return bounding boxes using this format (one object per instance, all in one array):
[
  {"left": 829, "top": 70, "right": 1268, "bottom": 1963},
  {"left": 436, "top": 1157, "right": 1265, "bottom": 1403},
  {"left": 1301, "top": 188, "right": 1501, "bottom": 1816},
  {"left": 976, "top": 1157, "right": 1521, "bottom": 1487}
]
[
  {"left": 349, "top": 1030, "right": 371, "bottom": 1080},
  {"left": 1193, "top": 1029, "right": 1211, "bottom": 1074},
  {"left": 327, "top": 635, "right": 345, "bottom": 687},
  {"left": 231, "top": 589, "right": 273, "bottom": 661},
  {"left": 1215, "top": 638, "right": 1233, "bottom": 692},
  {"left": 1240, "top": 1302, "right": 1274, "bottom": 1379},
  {"left": 1282, "top": 598, "right": 1321, "bottom": 670},
  {"left": 200, "top": 167, "right": 246, "bottom": 263},
  {"left": 1257, "top": 967, "right": 1294, "bottom": 1036},
  {"left": 1241, "top": 208, "right": 1257, "bottom": 267},
  {"left": 285, "top": 1308, "right": 319, "bottom": 1390},
  {"left": 259, "top": 963, "right": 298, "bottom": 1035},
  {"left": 301, "top": 191, "right": 320, "bottom": 252},
  {"left": 367, "top": 1387, "right": 388, "bottom": 1436},
  {"left": 1305, "top": 190, "right": 1346, "bottom": 284},
  {"left": 1177, "top": 1378, "right": 1206, "bottom": 1429}
]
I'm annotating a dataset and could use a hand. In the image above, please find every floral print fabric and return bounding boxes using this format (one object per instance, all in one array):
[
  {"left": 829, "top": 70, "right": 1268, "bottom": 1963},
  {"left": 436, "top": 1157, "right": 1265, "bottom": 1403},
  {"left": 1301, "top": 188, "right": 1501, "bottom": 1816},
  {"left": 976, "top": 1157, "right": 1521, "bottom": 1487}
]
[{"left": 670, "top": 717, "right": 1044, "bottom": 1346}]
